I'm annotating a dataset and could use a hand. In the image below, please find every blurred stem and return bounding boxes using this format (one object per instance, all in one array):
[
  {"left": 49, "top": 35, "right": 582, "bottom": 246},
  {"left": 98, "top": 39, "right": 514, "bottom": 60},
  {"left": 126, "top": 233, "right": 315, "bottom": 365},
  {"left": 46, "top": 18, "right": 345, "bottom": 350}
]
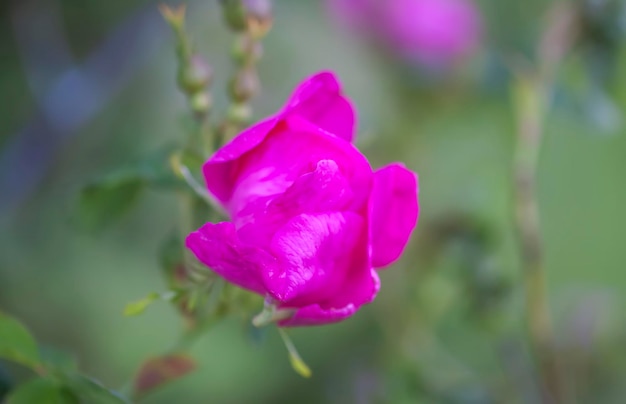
[
  {"left": 120, "top": 5, "right": 226, "bottom": 401},
  {"left": 171, "top": 154, "right": 227, "bottom": 217},
  {"left": 510, "top": 4, "right": 579, "bottom": 402},
  {"left": 217, "top": 0, "right": 272, "bottom": 145},
  {"left": 511, "top": 73, "right": 562, "bottom": 404},
  {"left": 496, "top": 335, "right": 544, "bottom": 404}
]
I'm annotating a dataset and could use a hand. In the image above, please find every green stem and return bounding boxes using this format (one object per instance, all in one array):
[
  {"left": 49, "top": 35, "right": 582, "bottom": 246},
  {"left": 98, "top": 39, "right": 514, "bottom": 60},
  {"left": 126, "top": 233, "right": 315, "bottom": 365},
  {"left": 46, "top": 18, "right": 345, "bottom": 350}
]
[
  {"left": 177, "top": 163, "right": 226, "bottom": 217},
  {"left": 512, "top": 74, "right": 563, "bottom": 404}
]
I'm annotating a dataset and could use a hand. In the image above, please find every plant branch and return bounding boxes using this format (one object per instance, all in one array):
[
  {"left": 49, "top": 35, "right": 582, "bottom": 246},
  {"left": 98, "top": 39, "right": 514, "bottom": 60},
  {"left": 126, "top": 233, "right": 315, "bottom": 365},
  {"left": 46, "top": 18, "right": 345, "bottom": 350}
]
[{"left": 510, "top": 4, "right": 580, "bottom": 402}]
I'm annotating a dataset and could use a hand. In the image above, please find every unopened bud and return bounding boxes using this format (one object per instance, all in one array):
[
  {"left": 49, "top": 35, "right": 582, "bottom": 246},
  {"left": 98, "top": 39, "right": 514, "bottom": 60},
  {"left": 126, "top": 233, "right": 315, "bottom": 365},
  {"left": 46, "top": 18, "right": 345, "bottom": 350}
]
[
  {"left": 244, "top": 0, "right": 273, "bottom": 40},
  {"left": 243, "top": 0, "right": 272, "bottom": 21},
  {"left": 221, "top": 0, "right": 272, "bottom": 36},
  {"left": 220, "top": 0, "right": 247, "bottom": 31},
  {"left": 178, "top": 55, "right": 214, "bottom": 94},
  {"left": 246, "top": 15, "right": 273, "bottom": 40},
  {"left": 231, "top": 36, "right": 263, "bottom": 66},
  {"left": 227, "top": 102, "right": 252, "bottom": 125},
  {"left": 190, "top": 92, "right": 213, "bottom": 116},
  {"left": 228, "top": 68, "right": 260, "bottom": 102}
]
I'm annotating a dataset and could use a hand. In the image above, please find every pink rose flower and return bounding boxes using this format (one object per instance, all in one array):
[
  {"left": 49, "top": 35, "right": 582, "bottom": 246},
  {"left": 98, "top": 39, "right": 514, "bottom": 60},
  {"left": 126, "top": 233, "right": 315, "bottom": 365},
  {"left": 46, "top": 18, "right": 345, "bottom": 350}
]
[
  {"left": 186, "top": 72, "right": 419, "bottom": 326},
  {"left": 326, "top": 0, "right": 482, "bottom": 67}
]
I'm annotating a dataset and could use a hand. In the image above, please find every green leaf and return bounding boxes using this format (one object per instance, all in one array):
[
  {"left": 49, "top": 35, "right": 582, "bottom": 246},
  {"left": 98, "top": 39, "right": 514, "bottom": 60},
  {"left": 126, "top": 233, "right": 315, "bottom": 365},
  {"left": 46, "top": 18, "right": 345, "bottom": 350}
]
[
  {"left": 76, "top": 145, "right": 183, "bottom": 232},
  {"left": 0, "top": 363, "right": 13, "bottom": 400},
  {"left": 134, "top": 145, "right": 182, "bottom": 189},
  {"left": 61, "top": 374, "right": 129, "bottom": 404},
  {"left": 39, "top": 346, "right": 78, "bottom": 373},
  {"left": 76, "top": 175, "right": 145, "bottom": 232},
  {"left": 123, "top": 293, "right": 159, "bottom": 317},
  {"left": 133, "top": 354, "right": 196, "bottom": 397},
  {"left": 6, "top": 378, "right": 77, "bottom": 404},
  {"left": 0, "top": 312, "right": 41, "bottom": 369},
  {"left": 123, "top": 291, "right": 178, "bottom": 317}
]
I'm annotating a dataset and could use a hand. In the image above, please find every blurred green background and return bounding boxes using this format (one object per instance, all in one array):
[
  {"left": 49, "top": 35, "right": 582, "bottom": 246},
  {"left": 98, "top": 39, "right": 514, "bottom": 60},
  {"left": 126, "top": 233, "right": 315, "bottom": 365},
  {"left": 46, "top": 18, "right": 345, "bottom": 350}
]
[{"left": 1, "top": 0, "right": 626, "bottom": 402}]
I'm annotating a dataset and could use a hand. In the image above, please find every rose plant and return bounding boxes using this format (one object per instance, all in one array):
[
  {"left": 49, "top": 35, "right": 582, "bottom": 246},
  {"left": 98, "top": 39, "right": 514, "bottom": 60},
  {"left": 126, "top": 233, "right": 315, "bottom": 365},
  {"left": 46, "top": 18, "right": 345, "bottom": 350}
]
[{"left": 186, "top": 71, "right": 419, "bottom": 326}]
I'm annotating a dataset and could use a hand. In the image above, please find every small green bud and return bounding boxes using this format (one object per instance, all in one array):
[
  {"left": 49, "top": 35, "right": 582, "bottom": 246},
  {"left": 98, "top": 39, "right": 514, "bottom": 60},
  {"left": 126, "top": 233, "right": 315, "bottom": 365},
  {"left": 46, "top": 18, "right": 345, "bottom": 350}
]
[
  {"left": 227, "top": 102, "right": 252, "bottom": 125},
  {"left": 243, "top": 0, "right": 272, "bottom": 20},
  {"left": 228, "top": 68, "right": 260, "bottom": 102},
  {"left": 231, "top": 36, "right": 263, "bottom": 66},
  {"left": 190, "top": 92, "right": 213, "bottom": 116},
  {"left": 177, "top": 55, "right": 214, "bottom": 94},
  {"left": 220, "top": 0, "right": 248, "bottom": 31},
  {"left": 244, "top": 0, "right": 273, "bottom": 39},
  {"left": 247, "top": 18, "right": 272, "bottom": 40}
]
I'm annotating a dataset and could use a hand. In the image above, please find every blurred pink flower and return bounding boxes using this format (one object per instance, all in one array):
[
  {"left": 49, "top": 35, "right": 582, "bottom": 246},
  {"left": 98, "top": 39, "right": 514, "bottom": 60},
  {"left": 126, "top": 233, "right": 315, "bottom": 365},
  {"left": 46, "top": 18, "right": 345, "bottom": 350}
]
[
  {"left": 327, "top": 0, "right": 482, "bottom": 66},
  {"left": 186, "top": 72, "right": 419, "bottom": 326}
]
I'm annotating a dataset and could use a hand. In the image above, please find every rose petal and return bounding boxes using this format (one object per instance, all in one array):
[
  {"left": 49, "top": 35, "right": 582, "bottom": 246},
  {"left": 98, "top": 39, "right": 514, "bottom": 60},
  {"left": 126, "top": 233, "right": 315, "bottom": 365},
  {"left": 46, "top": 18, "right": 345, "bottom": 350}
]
[
  {"left": 283, "top": 71, "right": 356, "bottom": 143},
  {"left": 279, "top": 303, "right": 357, "bottom": 326},
  {"left": 236, "top": 159, "right": 355, "bottom": 247},
  {"left": 275, "top": 211, "right": 381, "bottom": 327},
  {"left": 185, "top": 222, "right": 276, "bottom": 295},
  {"left": 203, "top": 72, "right": 356, "bottom": 207},
  {"left": 369, "top": 163, "right": 419, "bottom": 268},
  {"left": 279, "top": 268, "right": 380, "bottom": 327},
  {"left": 203, "top": 118, "right": 279, "bottom": 206},
  {"left": 264, "top": 212, "right": 364, "bottom": 304},
  {"left": 206, "top": 115, "right": 372, "bottom": 220}
]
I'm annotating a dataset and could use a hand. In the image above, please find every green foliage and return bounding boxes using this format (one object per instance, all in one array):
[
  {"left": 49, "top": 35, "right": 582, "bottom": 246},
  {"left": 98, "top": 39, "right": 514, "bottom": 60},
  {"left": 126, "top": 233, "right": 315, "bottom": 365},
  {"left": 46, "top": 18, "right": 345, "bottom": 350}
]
[
  {"left": 0, "top": 364, "right": 12, "bottom": 400},
  {"left": 123, "top": 292, "right": 161, "bottom": 317},
  {"left": 76, "top": 146, "right": 181, "bottom": 232},
  {"left": 59, "top": 374, "right": 129, "bottom": 404},
  {"left": 0, "top": 313, "right": 128, "bottom": 403},
  {"left": 5, "top": 378, "right": 77, "bottom": 404},
  {"left": 0, "top": 312, "right": 41, "bottom": 369},
  {"left": 39, "top": 347, "right": 78, "bottom": 373},
  {"left": 124, "top": 291, "right": 179, "bottom": 317},
  {"left": 76, "top": 175, "right": 145, "bottom": 232}
]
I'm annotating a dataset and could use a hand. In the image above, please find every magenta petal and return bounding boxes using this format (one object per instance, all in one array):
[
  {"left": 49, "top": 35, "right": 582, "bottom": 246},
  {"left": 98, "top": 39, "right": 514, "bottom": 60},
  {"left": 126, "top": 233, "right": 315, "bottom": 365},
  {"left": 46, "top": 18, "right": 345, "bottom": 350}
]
[
  {"left": 278, "top": 218, "right": 381, "bottom": 327},
  {"left": 236, "top": 159, "right": 355, "bottom": 247},
  {"left": 210, "top": 115, "right": 372, "bottom": 220},
  {"left": 185, "top": 222, "right": 276, "bottom": 295},
  {"left": 203, "top": 118, "right": 279, "bottom": 206},
  {"left": 268, "top": 159, "right": 354, "bottom": 215},
  {"left": 283, "top": 71, "right": 356, "bottom": 143},
  {"left": 265, "top": 211, "right": 364, "bottom": 303},
  {"left": 369, "top": 163, "right": 419, "bottom": 268},
  {"left": 279, "top": 303, "right": 357, "bottom": 326},
  {"left": 279, "top": 268, "right": 380, "bottom": 326}
]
